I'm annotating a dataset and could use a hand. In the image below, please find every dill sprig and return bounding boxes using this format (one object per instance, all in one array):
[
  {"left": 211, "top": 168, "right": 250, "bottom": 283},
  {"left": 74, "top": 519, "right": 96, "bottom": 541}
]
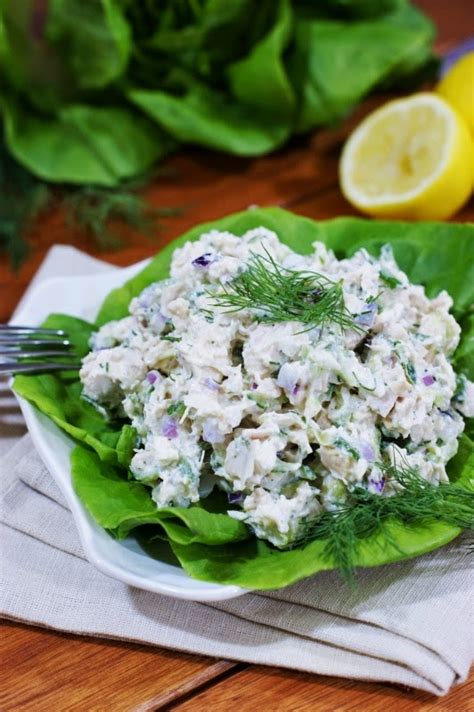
[
  {"left": 0, "top": 137, "right": 50, "bottom": 269},
  {"left": 208, "top": 249, "right": 362, "bottom": 332},
  {"left": 63, "top": 186, "right": 181, "bottom": 250},
  {"left": 290, "top": 461, "right": 474, "bottom": 582}
]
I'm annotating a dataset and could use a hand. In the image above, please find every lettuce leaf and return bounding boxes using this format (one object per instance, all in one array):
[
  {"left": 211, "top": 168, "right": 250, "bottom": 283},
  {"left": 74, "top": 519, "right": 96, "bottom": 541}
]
[
  {"left": 1, "top": 1, "right": 436, "bottom": 185},
  {"left": 288, "top": 3, "right": 435, "bottom": 131},
  {"left": 71, "top": 446, "right": 249, "bottom": 544},
  {"left": 227, "top": 0, "right": 296, "bottom": 120},
  {"left": 2, "top": 101, "right": 175, "bottom": 187},
  {"left": 127, "top": 80, "right": 290, "bottom": 157},
  {"left": 14, "top": 209, "right": 474, "bottom": 588},
  {"left": 46, "top": 0, "right": 131, "bottom": 91}
]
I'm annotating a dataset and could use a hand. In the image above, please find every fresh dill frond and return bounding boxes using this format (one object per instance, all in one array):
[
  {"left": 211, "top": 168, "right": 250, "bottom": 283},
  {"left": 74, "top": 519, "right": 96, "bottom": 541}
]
[
  {"left": 63, "top": 186, "right": 181, "bottom": 250},
  {"left": 208, "top": 249, "right": 362, "bottom": 333},
  {"left": 289, "top": 460, "right": 474, "bottom": 582},
  {"left": 0, "top": 138, "right": 50, "bottom": 269},
  {"left": 0, "top": 141, "right": 182, "bottom": 265}
]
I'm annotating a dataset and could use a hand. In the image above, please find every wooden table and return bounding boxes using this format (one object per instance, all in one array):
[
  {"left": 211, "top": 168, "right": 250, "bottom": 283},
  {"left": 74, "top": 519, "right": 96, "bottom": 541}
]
[{"left": 1, "top": 2, "right": 473, "bottom": 709}]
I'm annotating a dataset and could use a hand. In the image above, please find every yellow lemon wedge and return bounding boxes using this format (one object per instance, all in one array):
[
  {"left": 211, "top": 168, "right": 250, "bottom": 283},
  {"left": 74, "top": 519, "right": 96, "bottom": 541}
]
[
  {"left": 339, "top": 93, "right": 474, "bottom": 221},
  {"left": 436, "top": 52, "right": 474, "bottom": 135}
]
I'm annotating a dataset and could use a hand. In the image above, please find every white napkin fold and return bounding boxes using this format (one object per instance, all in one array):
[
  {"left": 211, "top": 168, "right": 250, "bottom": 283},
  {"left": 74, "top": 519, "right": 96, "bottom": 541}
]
[{"left": 1, "top": 246, "right": 473, "bottom": 696}]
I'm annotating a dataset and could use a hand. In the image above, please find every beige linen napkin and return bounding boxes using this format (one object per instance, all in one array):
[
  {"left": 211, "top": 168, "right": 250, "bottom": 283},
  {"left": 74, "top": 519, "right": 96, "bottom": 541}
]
[{"left": 1, "top": 247, "right": 473, "bottom": 697}]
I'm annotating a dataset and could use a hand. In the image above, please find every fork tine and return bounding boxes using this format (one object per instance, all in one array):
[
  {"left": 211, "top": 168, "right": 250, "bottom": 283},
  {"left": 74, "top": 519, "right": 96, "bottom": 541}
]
[
  {"left": 0, "top": 325, "right": 81, "bottom": 374},
  {"left": 0, "top": 350, "right": 79, "bottom": 359},
  {"left": 0, "top": 324, "right": 66, "bottom": 336},
  {"left": 0, "top": 337, "right": 71, "bottom": 347},
  {"left": 0, "top": 361, "right": 82, "bottom": 374}
]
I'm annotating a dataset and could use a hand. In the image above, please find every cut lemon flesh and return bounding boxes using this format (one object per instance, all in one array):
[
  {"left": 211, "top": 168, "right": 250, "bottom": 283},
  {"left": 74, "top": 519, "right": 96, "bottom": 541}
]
[{"left": 340, "top": 93, "right": 474, "bottom": 220}]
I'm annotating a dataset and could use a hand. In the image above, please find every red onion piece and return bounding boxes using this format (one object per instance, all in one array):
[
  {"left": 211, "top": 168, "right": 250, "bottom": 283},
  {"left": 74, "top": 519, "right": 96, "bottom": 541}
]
[
  {"left": 192, "top": 253, "right": 217, "bottom": 268},
  {"left": 355, "top": 301, "right": 377, "bottom": 329},
  {"left": 368, "top": 477, "right": 385, "bottom": 493},
  {"left": 440, "top": 38, "right": 474, "bottom": 77},
  {"left": 147, "top": 370, "right": 160, "bottom": 385},
  {"left": 204, "top": 377, "right": 219, "bottom": 392},
  {"left": 360, "top": 442, "right": 375, "bottom": 462},
  {"left": 228, "top": 491, "right": 245, "bottom": 505},
  {"left": 162, "top": 417, "right": 178, "bottom": 439},
  {"left": 277, "top": 363, "right": 299, "bottom": 397}
]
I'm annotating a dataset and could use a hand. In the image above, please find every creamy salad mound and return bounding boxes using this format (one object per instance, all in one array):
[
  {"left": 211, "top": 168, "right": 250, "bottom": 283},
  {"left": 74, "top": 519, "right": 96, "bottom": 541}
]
[{"left": 80, "top": 227, "right": 473, "bottom": 548}]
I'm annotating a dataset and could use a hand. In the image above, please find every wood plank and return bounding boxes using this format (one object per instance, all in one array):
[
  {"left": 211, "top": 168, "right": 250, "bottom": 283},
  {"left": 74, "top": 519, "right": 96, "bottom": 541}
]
[
  {"left": 171, "top": 665, "right": 474, "bottom": 712},
  {"left": 135, "top": 663, "right": 244, "bottom": 712},
  {"left": 415, "top": 0, "right": 474, "bottom": 52},
  {"left": 289, "top": 185, "right": 474, "bottom": 223},
  {"left": 0, "top": 622, "right": 237, "bottom": 712}
]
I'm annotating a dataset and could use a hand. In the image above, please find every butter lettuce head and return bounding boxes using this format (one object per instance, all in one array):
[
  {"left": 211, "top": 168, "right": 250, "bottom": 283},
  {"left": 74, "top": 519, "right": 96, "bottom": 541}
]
[
  {"left": 14, "top": 209, "right": 474, "bottom": 589},
  {"left": 1, "top": 1, "right": 436, "bottom": 185}
]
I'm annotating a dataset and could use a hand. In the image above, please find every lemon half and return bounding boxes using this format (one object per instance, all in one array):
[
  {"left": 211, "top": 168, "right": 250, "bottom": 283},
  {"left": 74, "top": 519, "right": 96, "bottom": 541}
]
[{"left": 340, "top": 93, "right": 474, "bottom": 221}]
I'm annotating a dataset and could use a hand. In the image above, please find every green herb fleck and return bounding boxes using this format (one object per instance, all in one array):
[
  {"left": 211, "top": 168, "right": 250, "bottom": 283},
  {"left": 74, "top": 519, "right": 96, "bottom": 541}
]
[
  {"left": 324, "top": 383, "right": 336, "bottom": 401},
  {"left": 333, "top": 438, "right": 360, "bottom": 460},
  {"left": 200, "top": 308, "right": 215, "bottom": 323},
  {"left": 366, "top": 292, "right": 382, "bottom": 304},
  {"left": 402, "top": 361, "right": 417, "bottom": 385},
  {"left": 380, "top": 271, "right": 401, "bottom": 289},
  {"left": 167, "top": 400, "right": 186, "bottom": 418},
  {"left": 179, "top": 459, "right": 197, "bottom": 481}
]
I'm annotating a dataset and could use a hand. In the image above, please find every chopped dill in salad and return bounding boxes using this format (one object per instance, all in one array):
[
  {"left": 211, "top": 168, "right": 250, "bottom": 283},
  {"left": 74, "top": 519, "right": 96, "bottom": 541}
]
[{"left": 80, "top": 226, "right": 474, "bottom": 550}]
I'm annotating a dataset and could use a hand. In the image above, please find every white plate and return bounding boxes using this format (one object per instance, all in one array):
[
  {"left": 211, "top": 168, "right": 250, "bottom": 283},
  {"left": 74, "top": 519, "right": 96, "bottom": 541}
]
[{"left": 12, "top": 264, "right": 247, "bottom": 602}]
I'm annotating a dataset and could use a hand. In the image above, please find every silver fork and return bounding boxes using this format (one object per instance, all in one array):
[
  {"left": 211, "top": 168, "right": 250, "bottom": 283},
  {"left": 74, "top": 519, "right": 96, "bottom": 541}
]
[{"left": 0, "top": 325, "right": 82, "bottom": 375}]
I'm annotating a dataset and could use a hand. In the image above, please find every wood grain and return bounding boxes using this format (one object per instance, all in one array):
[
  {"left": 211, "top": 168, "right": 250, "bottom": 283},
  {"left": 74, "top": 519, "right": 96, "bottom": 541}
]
[
  {"left": 0, "top": 622, "right": 237, "bottom": 712},
  {"left": 171, "top": 666, "right": 474, "bottom": 712},
  {"left": 289, "top": 184, "right": 474, "bottom": 223}
]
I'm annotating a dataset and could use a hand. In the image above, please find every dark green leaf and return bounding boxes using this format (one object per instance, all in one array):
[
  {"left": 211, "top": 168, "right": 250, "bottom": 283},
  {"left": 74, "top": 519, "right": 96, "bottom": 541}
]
[
  {"left": 127, "top": 81, "right": 290, "bottom": 156},
  {"left": 227, "top": 0, "right": 296, "bottom": 118},
  {"left": 2, "top": 99, "right": 175, "bottom": 186},
  {"left": 1, "top": 0, "right": 436, "bottom": 181},
  {"left": 46, "top": 0, "right": 131, "bottom": 89},
  {"left": 289, "top": 3, "right": 435, "bottom": 130}
]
